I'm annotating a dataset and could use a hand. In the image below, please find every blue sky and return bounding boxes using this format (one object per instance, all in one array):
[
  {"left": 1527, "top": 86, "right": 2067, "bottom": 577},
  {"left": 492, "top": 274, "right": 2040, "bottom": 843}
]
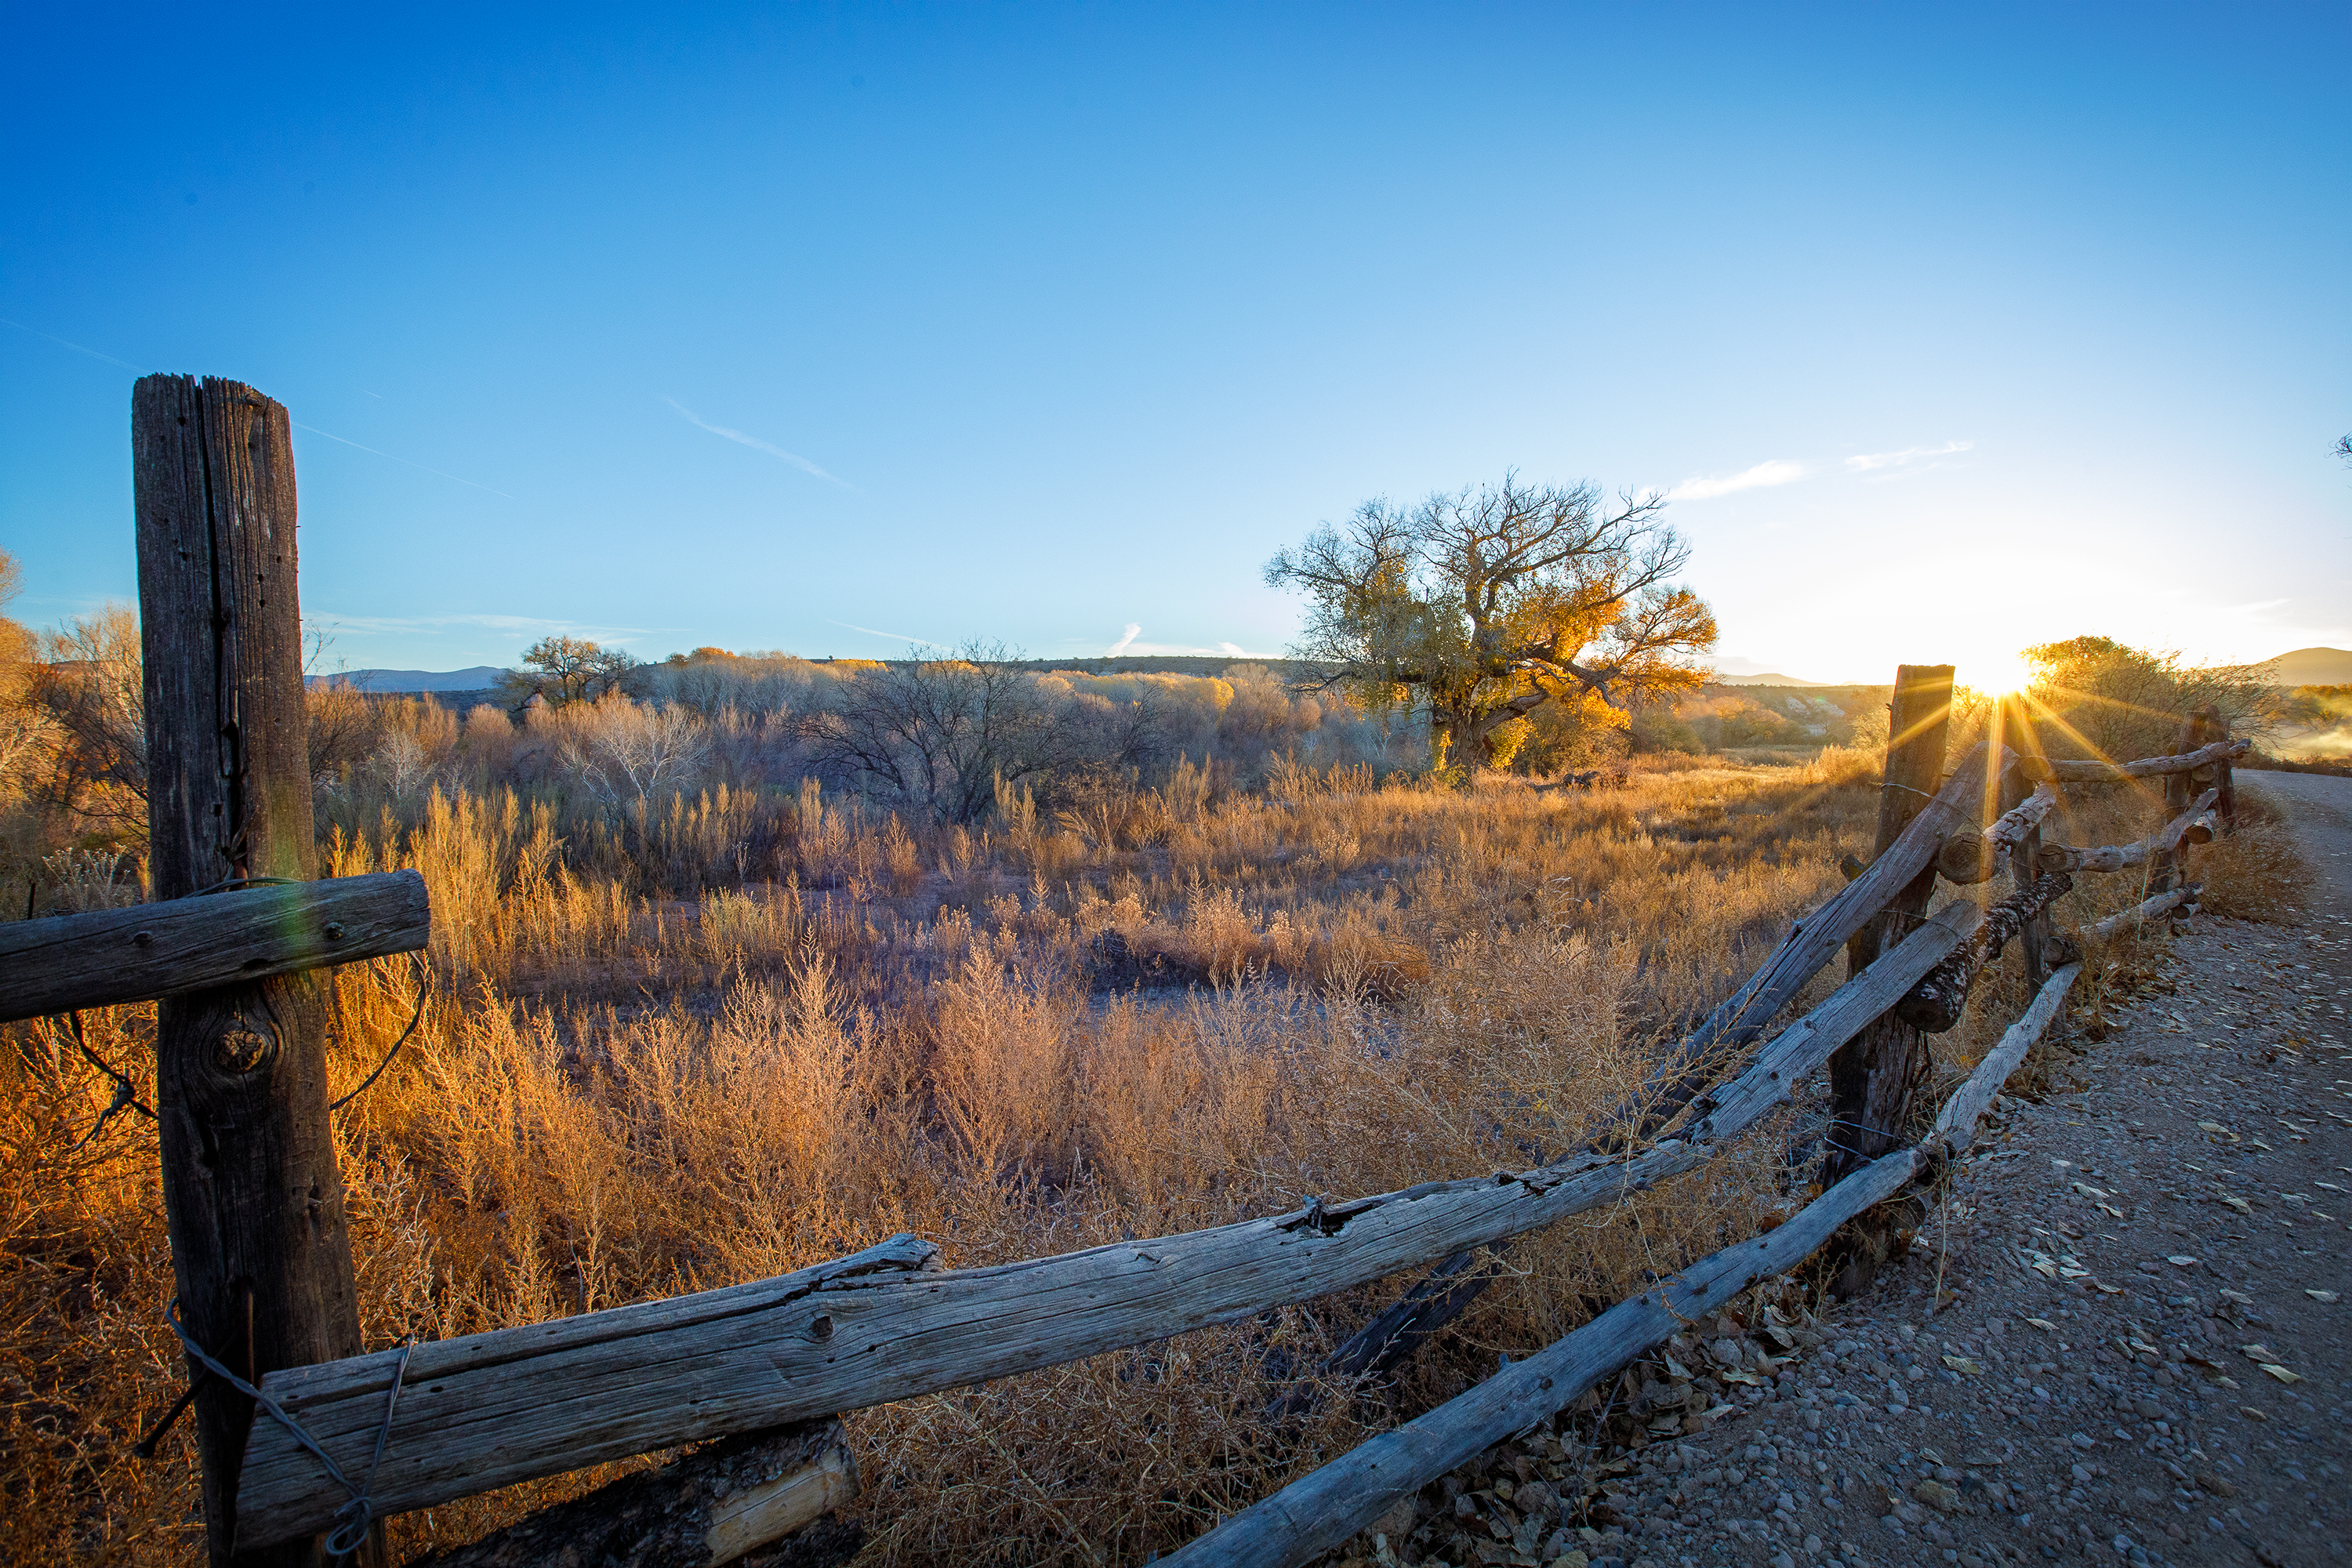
[{"left": 4, "top": 3, "right": 2347, "bottom": 685}]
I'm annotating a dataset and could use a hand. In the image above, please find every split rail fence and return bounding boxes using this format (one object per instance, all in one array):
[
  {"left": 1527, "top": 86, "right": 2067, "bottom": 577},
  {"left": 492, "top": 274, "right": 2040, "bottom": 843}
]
[{"left": 0, "top": 376, "right": 2252, "bottom": 1567}]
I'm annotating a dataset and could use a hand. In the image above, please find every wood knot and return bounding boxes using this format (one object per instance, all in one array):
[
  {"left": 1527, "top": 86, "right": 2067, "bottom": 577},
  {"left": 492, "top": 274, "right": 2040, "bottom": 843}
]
[
  {"left": 322, "top": 921, "right": 345, "bottom": 942},
  {"left": 214, "top": 1020, "right": 274, "bottom": 1074},
  {"left": 132, "top": 930, "right": 153, "bottom": 947}
]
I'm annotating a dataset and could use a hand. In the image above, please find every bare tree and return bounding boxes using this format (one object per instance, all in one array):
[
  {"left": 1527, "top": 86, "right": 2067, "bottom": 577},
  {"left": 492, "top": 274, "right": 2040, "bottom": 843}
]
[
  {"left": 0, "top": 551, "right": 56, "bottom": 802},
  {"left": 560, "top": 698, "right": 713, "bottom": 804},
  {"left": 802, "top": 642, "right": 1069, "bottom": 825},
  {"left": 1265, "top": 473, "right": 1716, "bottom": 771},
  {"left": 27, "top": 606, "right": 149, "bottom": 841}
]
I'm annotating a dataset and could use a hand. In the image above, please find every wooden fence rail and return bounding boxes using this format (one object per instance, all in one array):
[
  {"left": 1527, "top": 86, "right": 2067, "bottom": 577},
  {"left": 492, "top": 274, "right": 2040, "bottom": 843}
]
[
  {"left": 2038, "top": 736, "right": 2248, "bottom": 782},
  {"left": 234, "top": 902, "right": 1989, "bottom": 1545},
  {"left": 1158, "top": 964, "right": 2082, "bottom": 1568},
  {"left": 0, "top": 872, "right": 428, "bottom": 1024}
]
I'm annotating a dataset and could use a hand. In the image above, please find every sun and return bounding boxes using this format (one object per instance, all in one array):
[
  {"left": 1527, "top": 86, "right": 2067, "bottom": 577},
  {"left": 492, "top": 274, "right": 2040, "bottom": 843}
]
[{"left": 1973, "top": 648, "right": 2037, "bottom": 697}]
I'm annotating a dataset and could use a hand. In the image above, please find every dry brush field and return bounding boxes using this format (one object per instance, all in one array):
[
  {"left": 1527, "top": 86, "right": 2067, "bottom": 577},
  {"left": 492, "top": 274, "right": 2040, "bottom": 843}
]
[{"left": 0, "top": 725, "right": 2307, "bottom": 1565}]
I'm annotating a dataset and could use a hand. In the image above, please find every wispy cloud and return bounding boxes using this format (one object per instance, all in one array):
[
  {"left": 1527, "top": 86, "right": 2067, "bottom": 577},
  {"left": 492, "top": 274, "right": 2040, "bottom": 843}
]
[
  {"left": 1106, "top": 623, "right": 1142, "bottom": 656},
  {"left": 1845, "top": 440, "right": 1973, "bottom": 473},
  {"left": 666, "top": 397, "right": 851, "bottom": 488},
  {"left": 1668, "top": 459, "right": 1807, "bottom": 501}
]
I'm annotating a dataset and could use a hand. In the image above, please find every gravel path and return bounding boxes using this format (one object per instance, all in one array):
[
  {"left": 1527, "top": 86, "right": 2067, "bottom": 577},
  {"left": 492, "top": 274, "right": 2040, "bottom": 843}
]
[{"left": 1326, "top": 772, "right": 2350, "bottom": 1568}]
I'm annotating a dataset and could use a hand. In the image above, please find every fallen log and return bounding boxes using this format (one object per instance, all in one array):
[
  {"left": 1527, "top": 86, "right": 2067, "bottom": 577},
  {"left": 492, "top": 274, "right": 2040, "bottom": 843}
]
[
  {"left": 2029, "top": 737, "right": 2249, "bottom": 783},
  {"left": 0, "top": 871, "right": 430, "bottom": 1024},
  {"left": 2087, "top": 883, "right": 2200, "bottom": 942},
  {"left": 407, "top": 1418, "right": 862, "bottom": 1568},
  {"left": 1893, "top": 871, "right": 2074, "bottom": 1033},
  {"left": 2038, "top": 789, "right": 2220, "bottom": 873},
  {"left": 234, "top": 903, "right": 1986, "bottom": 1549},
  {"left": 1158, "top": 962, "right": 2080, "bottom": 1568}
]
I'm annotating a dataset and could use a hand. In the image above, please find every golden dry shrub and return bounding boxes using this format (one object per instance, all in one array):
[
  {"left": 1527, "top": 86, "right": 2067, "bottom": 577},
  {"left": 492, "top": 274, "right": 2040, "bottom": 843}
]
[{"left": 20, "top": 736, "right": 2296, "bottom": 1565}]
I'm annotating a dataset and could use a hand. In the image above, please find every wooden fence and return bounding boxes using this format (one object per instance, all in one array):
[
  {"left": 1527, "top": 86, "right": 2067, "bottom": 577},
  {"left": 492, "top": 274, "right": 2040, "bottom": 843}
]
[{"left": 0, "top": 377, "right": 2249, "bottom": 1566}]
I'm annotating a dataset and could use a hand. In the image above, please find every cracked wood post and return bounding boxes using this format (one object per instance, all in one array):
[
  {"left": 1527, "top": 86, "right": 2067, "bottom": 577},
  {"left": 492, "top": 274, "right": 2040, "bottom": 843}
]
[
  {"left": 1820, "top": 663, "right": 1951, "bottom": 1290},
  {"left": 2002, "top": 696, "right": 2050, "bottom": 991},
  {"left": 134, "top": 376, "right": 374, "bottom": 1567}
]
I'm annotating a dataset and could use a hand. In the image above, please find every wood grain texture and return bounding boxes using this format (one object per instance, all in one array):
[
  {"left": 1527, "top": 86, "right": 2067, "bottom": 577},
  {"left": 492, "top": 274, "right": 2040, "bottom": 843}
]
[
  {"left": 133, "top": 374, "right": 372, "bottom": 1566},
  {"left": 0, "top": 871, "right": 427, "bottom": 1022},
  {"left": 1934, "top": 829, "right": 1996, "bottom": 886},
  {"left": 1158, "top": 950, "right": 2063, "bottom": 1568},
  {"left": 2038, "top": 789, "right": 2220, "bottom": 874},
  {"left": 234, "top": 908, "right": 1984, "bottom": 1548},
  {"left": 1158, "top": 1149, "right": 1927, "bottom": 1568}
]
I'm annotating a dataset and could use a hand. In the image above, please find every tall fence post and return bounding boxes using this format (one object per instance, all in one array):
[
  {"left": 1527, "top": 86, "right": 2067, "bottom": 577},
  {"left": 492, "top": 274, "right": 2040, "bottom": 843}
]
[
  {"left": 2001, "top": 695, "right": 2049, "bottom": 990},
  {"left": 133, "top": 375, "right": 374, "bottom": 1566},
  {"left": 1820, "top": 665, "right": 1952, "bottom": 1254},
  {"left": 2154, "top": 702, "right": 2227, "bottom": 895}
]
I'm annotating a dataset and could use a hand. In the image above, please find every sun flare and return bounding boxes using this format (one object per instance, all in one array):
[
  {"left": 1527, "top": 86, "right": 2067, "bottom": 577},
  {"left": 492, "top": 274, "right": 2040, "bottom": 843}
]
[{"left": 1973, "top": 648, "right": 2037, "bottom": 696}]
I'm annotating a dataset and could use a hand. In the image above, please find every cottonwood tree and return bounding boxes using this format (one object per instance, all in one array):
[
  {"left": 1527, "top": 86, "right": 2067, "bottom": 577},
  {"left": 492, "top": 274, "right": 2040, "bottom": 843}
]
[
  {"left": 1265, "top": 474, "right": 1717, "bottom": 771},
  {"left": 509, "top": 634, "right": 640, "bottom": 707}
]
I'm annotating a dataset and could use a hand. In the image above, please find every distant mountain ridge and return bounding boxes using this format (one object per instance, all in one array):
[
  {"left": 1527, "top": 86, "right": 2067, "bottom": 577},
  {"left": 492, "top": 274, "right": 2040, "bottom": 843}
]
[
  {"left": 307, "top": 666, "right": 507, "bottom": 693},
  {"left": 2258, "top": 647, "right": 2352, "bottom": 686},
  {"left": 1715, "top": 671, "right": 1838, "bottom": 688}
]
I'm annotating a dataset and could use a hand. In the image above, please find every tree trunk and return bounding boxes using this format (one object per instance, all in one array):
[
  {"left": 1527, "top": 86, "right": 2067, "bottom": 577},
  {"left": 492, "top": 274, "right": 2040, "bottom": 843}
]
[{"left": 133, "top": 375, "right": 372, "bottom": 1566}]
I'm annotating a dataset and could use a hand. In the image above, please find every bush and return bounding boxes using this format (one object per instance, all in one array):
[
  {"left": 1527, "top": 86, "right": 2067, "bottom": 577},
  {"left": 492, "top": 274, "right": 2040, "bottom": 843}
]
[
  {"left": 2021, "top": 636, "right": 2274, "bottom": 762},
  {"left": 1628, "top": 705, "right": 1700, "bottom": 754}
]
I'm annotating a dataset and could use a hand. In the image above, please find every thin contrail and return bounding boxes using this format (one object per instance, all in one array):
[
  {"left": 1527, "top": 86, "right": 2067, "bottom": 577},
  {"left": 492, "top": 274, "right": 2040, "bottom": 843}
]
[
  {"left": 0, "top": 318, "right": 143, "bottom": 370},
  {"left": 290, "top": 423, "right": 517, "bottom": 499},
  {"left": 826, "top": 619, "right": 934, "bottom": 646},
  {"left": 2, "top": 318, "right": 517, "bottom": 500},
  {"left": 666, "top": 397, "right": 852, "bottom": 488}
]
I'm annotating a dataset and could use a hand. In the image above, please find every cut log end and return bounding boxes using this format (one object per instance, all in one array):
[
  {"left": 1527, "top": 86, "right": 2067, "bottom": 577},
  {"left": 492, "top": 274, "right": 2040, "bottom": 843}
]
[{"left": 1934, "top": 832, "right": 1995, "bottom": 885}]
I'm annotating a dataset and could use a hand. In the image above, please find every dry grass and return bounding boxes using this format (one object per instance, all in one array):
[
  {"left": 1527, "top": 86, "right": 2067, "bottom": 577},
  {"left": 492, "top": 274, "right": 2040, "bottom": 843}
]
[{"left": 0, "top": 740, "right": 2303, "bottom": 1565}]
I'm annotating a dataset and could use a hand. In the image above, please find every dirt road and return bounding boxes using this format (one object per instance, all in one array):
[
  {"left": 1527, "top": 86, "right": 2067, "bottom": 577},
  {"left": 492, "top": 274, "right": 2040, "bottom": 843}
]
[{"left": 1335, "top": 773, "right": 2350, "bottom": 1568}]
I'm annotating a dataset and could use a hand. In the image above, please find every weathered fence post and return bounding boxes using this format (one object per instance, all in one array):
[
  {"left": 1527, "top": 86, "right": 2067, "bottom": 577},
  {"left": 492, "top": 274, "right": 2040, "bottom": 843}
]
[
  {"left": 134, "top": 375, "right": 373, "bottom": 1566},
  {"left": 2000, "top": 695, "right": 2050, "bottom": 990},
  {"left": 2154, "top": 702, "right": 2227, "bottom": 895},
  {"left": 1820, "top": 665, "right": 1951, "bottom": 1251}
]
